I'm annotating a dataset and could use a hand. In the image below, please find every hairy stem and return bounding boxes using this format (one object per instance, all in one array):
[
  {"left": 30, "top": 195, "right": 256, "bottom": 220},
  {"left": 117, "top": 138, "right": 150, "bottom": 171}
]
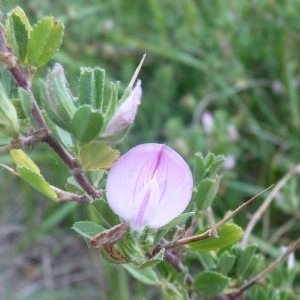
[{"left": 0, "top": 26, "right": 101, "bottom": 200}]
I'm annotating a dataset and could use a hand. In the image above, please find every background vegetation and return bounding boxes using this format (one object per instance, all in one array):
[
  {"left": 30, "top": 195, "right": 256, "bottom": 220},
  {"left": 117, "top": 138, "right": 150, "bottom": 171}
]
[{"left": 1, "top": 0, "right": 300, "bottom": 299}]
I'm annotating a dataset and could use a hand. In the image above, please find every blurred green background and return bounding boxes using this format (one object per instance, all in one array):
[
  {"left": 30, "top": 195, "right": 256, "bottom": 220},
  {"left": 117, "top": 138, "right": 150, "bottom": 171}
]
[{"left": 1, "top": 0, "right": 300, "bottom": 299}]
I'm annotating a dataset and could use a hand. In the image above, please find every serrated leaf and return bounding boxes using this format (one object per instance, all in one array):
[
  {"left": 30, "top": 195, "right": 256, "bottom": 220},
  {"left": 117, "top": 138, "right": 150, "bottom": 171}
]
[
  {"left": 27, "top": 17, "right": 64, "bottom": 67},
  {"left": 188, "top": 223, "right": 243, "bottom": 251},
  {"left": 5, "top": 6, "right": 31, "bottom": 62},
  {"left": 16, "top": 166, "right": 57, "bottom": 200},
  {"left": 72, "top": 221, "right": 105, "bottom": 239},
  {"left": 71, "top": 105, "right": 103, "bottom": 143},
  {"left": 79, "top": 67, "right": 105, "bottom": 110},
  {"left": 10, "top": 149, "right": 40, "bottom": 173},
  {"left": 194, "top": 176, "right": 221, "bottom": 210},
  {"left": 123, "top": 264, "right": 159, "bottom": 286},
  {"left": 192, "top": 270, "right": 230, "bottom": 297},
  {"left": 78, "top": 140, "right": 119, "bottom": 171},
  {"left": 205, "top": 153, "right": 226, "bottom": 178}
]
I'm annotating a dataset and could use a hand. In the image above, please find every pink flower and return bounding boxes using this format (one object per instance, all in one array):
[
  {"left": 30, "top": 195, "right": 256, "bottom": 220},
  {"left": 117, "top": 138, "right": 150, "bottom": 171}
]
[
  {"left": 103, "top": 80, "right": 142, "bottom": 136},
  {"left": 106, "top": 143, "right": 193, "bottom": 231}
]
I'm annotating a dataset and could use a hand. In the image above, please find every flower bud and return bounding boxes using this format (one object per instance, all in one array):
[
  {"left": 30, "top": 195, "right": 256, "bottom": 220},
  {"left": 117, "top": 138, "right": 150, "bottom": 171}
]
[
  {"left": 106, "top": 143, "right": 193, "bottom": 231},
  {"left": 103, "top": 80, "right": 142, "bottom": 137},
  {"left": 40, "top": 63, "right": 76, "bottom": 131},
  {"left": 0, "top": 81, "right": 19, "bottom": 138}
]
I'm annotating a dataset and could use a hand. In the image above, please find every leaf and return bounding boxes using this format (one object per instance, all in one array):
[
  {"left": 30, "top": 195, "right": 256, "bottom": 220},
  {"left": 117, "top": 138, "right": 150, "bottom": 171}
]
[
  {"left": 216, "top": 251, "right": 236, "bottom": 275},
  {"left": 234, "top": 245, "right": 260, "bottom": 279},
  {"left": 139, "top": 248, "right": 165, "bottom": 269},
  {"left": 204, "top": 153, "right": 226, "bottom": 178},
  {"left": 72, "top": 221, "right": 105, "bottom": 239},
  {"left": 160, "top": 212, "right": 195, "bottom": 230},
  {"left": 192, "top": 270, "right": 230, "bottom": 297},
  {"left": 16, "top": 166, "right": 57, "bottom": 200},
  {"left": 194, "top": 176, "right": 221, "bottom": 210},
  {"left": 10, "top": 149, "right": 40, "bottom": 173},
  {"left": 193, "top": 152, "right": 206, "bottom": 183},
  {"left": 123, "top": 264, "right": 159, "bottom": 286},
  {"left": 18, "top": 88, "right": 32, "bottom": 118},
  {"left": 78, "top": 67, "right": 105, "bottom": 110},
  {"left": 188, "top": 223, "right": 243, "bottom": 251},
  {"left": 5, "top": 6, "right": 31, "bottom": 62},
  {"left": 78, "top": 140, "right": 119, "bottom": 171},
  {"left": 71, "top": 105, "right": 103, "bottom": 143},
  {"left": 27, "top": 17, "right": 64, "bottom": 67}
]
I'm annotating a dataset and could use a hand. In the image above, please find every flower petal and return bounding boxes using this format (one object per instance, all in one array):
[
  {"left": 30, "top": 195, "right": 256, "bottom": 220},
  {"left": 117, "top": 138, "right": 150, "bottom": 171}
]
[{"left": 106, "top": 143, "right": 193, "bottom": 230}]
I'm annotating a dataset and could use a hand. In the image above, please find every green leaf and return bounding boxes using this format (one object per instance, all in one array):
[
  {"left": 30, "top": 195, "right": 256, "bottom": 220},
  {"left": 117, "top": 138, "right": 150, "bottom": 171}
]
[
  {"left": 10, "top": 149, "right": 40, "bottom": 173},
  {"left": 123, "top": 265, "right": 159, "bottom": 286},
  {"left": 27, "top": 17, "right": 64, "bottom": 67},
  {"left": 71, "top": 105, "right": 103, "bottom": 143},
  {"left": 234, "top": 245, "right": 258, "bottom": 279},
  {"left": 16, "top": 166, "right": 57, "bottom": 200},
  {"left": 5, "top": 6, "right": 31, "bottom": 62},
  {"left": 79, "top": 67, "right": 105, "bottom": 110},
  {"left": 0, "top": 82, "right": 19, "bottom": 138},
  {"left": 72, "top": 221, "right": 105, "bottom": 239},
  {"left": 139, "top": 248, "right": 165, "bottom": 269},
  {"left": 161, "top": 212, "right": 195, "bottom": 230},
  {"left": 90, "top": 198, "right": 119, "bottom": 227},
  {"left": 188, "top": 223, "right": 243, "bottom": 251},
  {"left": 18, "top": 88, "right": 32, "bottom": 118},
  {"left": 193, "top": 152, "right": 206, "bottom": 183},
  {"left": 192, "top": 270, "right": 230, "bottom": 297},
  {"left": 196, "top": 251, "right": 217, "bottom": 269},
  {"left": 194, "top": 176, "right": 221, "bottom": 210},
  {"left": 78, "top": 140, "right": 119, "bottom": 171},
  {"left": 204, "top": 153, "right": 226, "bottom": 178},
  {"left": 216, "top": 251, "right": 236, "bottom": 275}
]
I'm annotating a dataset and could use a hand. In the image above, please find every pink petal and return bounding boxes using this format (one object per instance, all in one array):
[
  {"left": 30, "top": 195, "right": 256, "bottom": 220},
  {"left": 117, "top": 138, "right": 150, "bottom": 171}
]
[
  {"left": 103, "top": 80, "right": 142, "bottom": 136},
  {"left": 106, "top": 143, "right": 193, "bottom": 230}
]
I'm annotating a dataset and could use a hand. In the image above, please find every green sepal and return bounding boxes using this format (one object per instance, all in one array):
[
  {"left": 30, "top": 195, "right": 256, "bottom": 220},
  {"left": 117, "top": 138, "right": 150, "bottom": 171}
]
[
  {"left": 78, "top": 140, "right": 119, "bottom": 171},
  {"left": 118, "top": 232, "right": 145, "bottom": 265},
  {"left": 72, "top": 221, "right": 105, "bottom": 239},
  {"left": 78, "top": 67, "right": 105, "bottom": 110},
  {"left": 5, "top": 6, "right": 31, "bottom": 63},
  {"left": 70, "top": 105, "right": 103, "bottom": 143},
  {"left": 27, "top": 17, "right": 64, "bottom": 67},
  {"left": 188, "top": 223, "right": 243, "bottom": 251},
  {"left": 192, "top": 270, "right": 230, "bottom": 297},
  {"left": 40, "top": 64, "right": 76, "bottom": 131}
]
